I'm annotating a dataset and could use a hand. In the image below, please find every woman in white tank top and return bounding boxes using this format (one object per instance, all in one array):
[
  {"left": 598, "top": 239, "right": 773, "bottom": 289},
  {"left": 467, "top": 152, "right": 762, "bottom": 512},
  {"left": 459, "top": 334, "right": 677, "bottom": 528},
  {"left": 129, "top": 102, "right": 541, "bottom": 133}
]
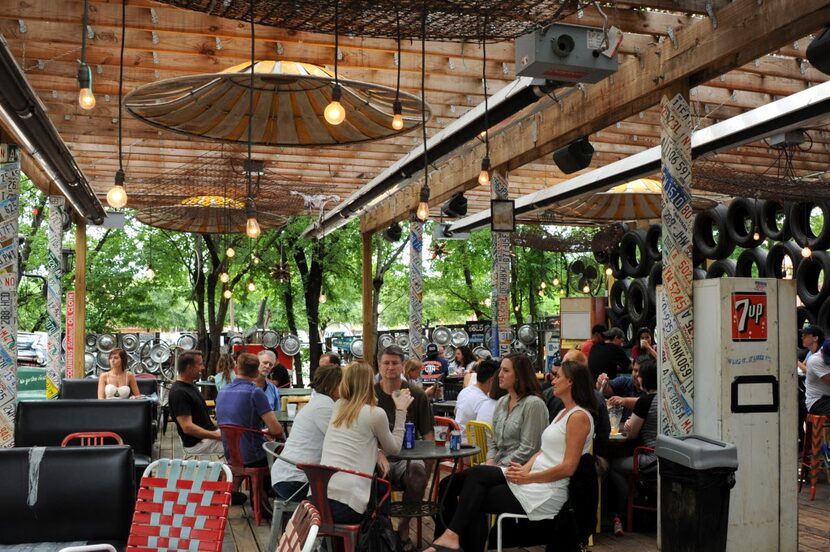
[
  {"left": 97, "top": 348, "right": 141, "bottom": 400},
  {"left": 427, "top": 359, "right": 596, "bottom": 552}
]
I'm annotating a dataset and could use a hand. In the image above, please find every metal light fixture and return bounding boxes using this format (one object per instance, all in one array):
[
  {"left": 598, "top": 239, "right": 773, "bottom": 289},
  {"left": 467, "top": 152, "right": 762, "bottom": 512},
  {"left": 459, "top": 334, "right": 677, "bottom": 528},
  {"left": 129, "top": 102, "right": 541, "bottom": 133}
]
[
  {"left": 107, "top": 0, "right": 128, "bottom": 208},
  {"left": 324, "top": 0, "right": 346, "bottom": 125},
  {"left": 77, "top": 0, "right": 95, "bottom": 110}
]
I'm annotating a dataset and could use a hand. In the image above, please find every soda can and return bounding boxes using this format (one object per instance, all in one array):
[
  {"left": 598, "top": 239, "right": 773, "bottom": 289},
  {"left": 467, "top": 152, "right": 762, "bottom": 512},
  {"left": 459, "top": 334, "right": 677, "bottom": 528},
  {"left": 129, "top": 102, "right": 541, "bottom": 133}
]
[
  {"left": 449, "top": 430, "right": 462, "bottom": 451},
  {"left": 404, "top": 423, "right": 416, "bottom": 449}
]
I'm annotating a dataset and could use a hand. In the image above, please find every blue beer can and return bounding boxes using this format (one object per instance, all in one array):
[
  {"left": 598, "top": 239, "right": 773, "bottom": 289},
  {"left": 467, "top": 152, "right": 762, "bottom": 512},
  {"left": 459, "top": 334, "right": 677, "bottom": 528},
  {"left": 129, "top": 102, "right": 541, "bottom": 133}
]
[
  {"left": 449, "top": 430, "right": 462, "bottom": 451},
  {"left": 404, "top": 423, "right": 416, "bottom": 449}
]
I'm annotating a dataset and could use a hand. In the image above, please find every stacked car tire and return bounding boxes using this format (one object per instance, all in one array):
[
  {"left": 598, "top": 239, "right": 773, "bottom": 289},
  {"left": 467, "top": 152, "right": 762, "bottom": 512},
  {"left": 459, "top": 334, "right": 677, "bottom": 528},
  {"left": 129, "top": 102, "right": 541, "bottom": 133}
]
[{"left": 600, "top": 198, "right": 828, "bottom": 343}]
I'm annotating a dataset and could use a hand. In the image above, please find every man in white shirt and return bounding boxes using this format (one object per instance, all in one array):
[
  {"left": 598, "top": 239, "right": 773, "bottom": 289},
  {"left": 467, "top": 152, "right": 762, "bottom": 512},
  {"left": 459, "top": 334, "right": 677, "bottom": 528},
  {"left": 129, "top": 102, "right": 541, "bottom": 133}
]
[
  {"left": 805, "top": 338, "right": 830, "bottom": 417},
  {"left": 454, "top": 360, "right": 497, "bottom": 442}
]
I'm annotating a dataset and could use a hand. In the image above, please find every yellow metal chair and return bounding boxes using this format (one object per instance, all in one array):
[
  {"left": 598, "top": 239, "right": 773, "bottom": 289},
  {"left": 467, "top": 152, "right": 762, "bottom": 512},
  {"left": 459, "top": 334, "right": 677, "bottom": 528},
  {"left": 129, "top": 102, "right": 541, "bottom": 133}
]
[{"left": 465, "top": 420, "right": 493, "bottom": 467}]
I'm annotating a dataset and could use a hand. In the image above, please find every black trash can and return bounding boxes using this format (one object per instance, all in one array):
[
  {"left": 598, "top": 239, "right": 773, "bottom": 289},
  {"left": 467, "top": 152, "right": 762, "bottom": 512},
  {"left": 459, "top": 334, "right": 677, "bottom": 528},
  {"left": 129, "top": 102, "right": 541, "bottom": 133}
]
[{"left": 657, "top": 434, "right": 738, "bottom": 552}]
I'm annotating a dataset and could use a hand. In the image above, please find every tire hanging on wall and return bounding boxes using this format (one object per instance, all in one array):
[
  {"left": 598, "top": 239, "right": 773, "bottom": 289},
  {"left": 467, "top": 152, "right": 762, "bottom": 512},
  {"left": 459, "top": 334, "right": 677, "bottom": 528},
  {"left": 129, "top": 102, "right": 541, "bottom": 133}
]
[
  {"left": 619, "top": 229, "right": 653, "bottom": 278},
  {"left": 608, "top": 249, "right": 626, "bottom": 279},
  {"left": 765, "top": 241, "right": 802, "bottom": 279},
  {"left": 796, "top": 250, "right": 830, "bottom": 308},
  {"left": 647, "top": 261, "right": 662, "bottom": 307},
  {"left": 693, "top": 268, "right": 708, "bottom": 280},
  {"left": 816, "top": 300, "right": 830, "bottom": 336},
  {"left": 605, "top": 307, "right": 619, "bottom": 329},
  {"left": 593, "top": 249, "right": 610, "bottom": 265},
  {"left": 645, "top": 224, "right": 662, "bottom": 262},
  {"left": 627, "top": 278, "right": 652, "bottom": 326},
  {"left": 616, "top": 314, "right": 636, "bottom": 349},
  {"left": 726, "top": 198, "right": 765, "bottom": 248},
  {"left": 693, "top": 205, "right": 736, "bottom": 260},
  {"left": 757, "top": 199, "right": 792, "bottom": 242},
  {"left": 609, "top": 279, "right": 631, "bottom": 316},
  {"left": 789, "top": 202, "right": 830, "bottom": 250},
  {"left": 797, "top": 305, "right": 817, "bottom": 331},
  {"left": 706, "top": 259, "right": 737, "bottom": 279},
  {"left": 735, "top": 248, "right": 768, "bottom": 278}
]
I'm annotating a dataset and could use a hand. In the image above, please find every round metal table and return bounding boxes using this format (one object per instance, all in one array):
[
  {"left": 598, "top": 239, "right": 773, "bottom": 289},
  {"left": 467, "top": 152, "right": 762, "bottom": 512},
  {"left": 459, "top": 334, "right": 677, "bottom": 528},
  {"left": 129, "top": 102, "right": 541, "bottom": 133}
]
[
  {"left": 278, "top": 387, "right": 312, "bottom": 396},
  {"left": 388, "top": 440, "right": 480, "bottom": 517}
]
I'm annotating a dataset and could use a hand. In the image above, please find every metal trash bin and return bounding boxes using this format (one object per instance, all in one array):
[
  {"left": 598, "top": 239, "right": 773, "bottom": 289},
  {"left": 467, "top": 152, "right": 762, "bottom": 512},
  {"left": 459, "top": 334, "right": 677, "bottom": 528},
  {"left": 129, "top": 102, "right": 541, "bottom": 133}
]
[{"left": 657, "top": 434, "right": 738, "bottom": 552}]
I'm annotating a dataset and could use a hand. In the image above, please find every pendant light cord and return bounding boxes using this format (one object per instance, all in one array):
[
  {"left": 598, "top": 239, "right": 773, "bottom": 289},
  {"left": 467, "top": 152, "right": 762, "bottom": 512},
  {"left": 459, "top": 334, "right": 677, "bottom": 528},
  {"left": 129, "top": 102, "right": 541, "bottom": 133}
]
[
  {"left": 117, "top": 0, "right": 125, "bottom": 172},
  {"left": 420, "top": 5, "right": 428, "bottom": 188},
  {"left": 81, "top": 0, "right": 88, "bottom": 66},
  {"left": 482, "top": 12, "right": 489, "bottom": 159},
  {"left": 333, "top": 0, "right": 339, "bottom": 86},
  {"left": 395, "top": 4, "right": 401, "bottom": 102},
  {"left": 247, "top": 0, "right": 255, "bottom": 199}
]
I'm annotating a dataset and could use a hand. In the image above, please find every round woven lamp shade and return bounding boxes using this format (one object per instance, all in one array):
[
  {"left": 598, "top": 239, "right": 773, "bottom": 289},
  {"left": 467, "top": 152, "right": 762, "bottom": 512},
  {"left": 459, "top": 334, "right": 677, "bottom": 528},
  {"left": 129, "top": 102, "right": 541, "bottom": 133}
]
[
  {"left": 124, "top": 61, "right": 431, "bottom": 147},
  {"left": 136, "top": 199, "right": 288, "bottom": 234},
  {"left": 550, "top": 179, "right": 717, "bottom": 222}
]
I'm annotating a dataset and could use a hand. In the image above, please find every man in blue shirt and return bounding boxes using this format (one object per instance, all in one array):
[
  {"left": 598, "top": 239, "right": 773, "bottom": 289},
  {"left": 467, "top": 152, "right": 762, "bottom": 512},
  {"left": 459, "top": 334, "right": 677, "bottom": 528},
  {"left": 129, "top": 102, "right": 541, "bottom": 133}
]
[
  {"left": 216, "top": 353, "right": 284, "bottom": 468},
  {"left": 256, "top": 350, "right": 282, "bottom": 411}
]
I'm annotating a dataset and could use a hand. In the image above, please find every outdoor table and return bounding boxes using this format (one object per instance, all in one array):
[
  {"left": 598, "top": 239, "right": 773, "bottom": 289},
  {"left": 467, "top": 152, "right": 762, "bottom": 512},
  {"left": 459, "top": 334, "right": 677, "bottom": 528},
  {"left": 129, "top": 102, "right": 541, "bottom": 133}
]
[
  {"left": 388, "top": 440, "right": 480, "bottom": 518},
  {"left": 195, "top": 380, "right": 216, "bottom": 387},
  {"left": 432, "top": 400, "right": 457, "bottom": 415},
  {"left": 278, "top": 387, "right": 312, "bottom": 396},
  {"left": 276, "top": 411, "right": 295, "bottom": 436}
]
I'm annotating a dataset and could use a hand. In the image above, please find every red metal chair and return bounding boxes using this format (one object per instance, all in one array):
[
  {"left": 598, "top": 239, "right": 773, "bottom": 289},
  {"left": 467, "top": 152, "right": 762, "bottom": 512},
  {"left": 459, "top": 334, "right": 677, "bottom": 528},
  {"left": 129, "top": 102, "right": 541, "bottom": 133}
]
[
  {"left": 626, "top": 446, "right": 658, "bottom": 532},
  {"left": 218, "top": 424, "right": 274, "bottom": 526},
  {"left": 799, "top": 414, "right": 830, "bottom": 501},
  {"left": 297, "top": 463, "right": 391, "bottom": 552},
  {"left": 277, "top": 500, "right": 321, "bottom": 552},
  {"left": 128, "top": 458, "right": 232, "bottom": 552},
  {"left": 61, "top": 431, "right": 124, "bottom": 447}
]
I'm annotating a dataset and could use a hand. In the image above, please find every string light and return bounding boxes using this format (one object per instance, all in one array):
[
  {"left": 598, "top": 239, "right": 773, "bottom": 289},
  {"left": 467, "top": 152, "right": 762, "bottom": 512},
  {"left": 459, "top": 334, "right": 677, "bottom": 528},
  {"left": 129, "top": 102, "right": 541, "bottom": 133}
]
[
  {"left": 552, "top": 277, "right": 560, "bottom": 286},
  {"left": 77, "top": 0, "right": 95, "bottom": 110},
  {"left": 416, "top": 183, "right": 430, "bottom": 221},
  {"left": 223, "top": 289, "right": 232, "bottom": 299},
  {"left": 478, "top": 157, "right": 491, "bottom": 186},
  {"left": 107, "top": 170, "right": 128, "bottom": 208},
  {"left": 226, "top": 246, "right": 236, "bottom": 258},
  {"left": 145, "top": 265, "right": 156, "bottom": 280},
  {"left": 220, "top": 272, "right": 229, "bottom": 283},
  {"left": 540, "top": 281, "right": 547, "bottom": 289},
  {"left": 605, "top": 267, "right": 613, "bottom": 276},
  {"left": 392, "top": 100, "right": 404, "bottom": 130},
  {"left": 752, "top": 230, "right": 761, "bottom": 241},
  {"left": 319, "top": 293, "right": 327, "bottom": 304},
  {"left": 391, "top": 7, "right": 404, "bottom": 130},
  {"left": 484, "top": 297, "right": 492, "bottom": 307},
  {"left": 538, "top": 289, "right": 544, "bottom": 297},
  {"left": 478, "top": 13, "right": 491, "bottom": 187},
  {"left": 247, "top": 280, "right": 256, "bottom": 292},
  {"left": 252, "top": 255, "right": 261, "bottom": 265},
  {"left": 245, "top": 198, "right": 261, "bottom": 238},
  {"left": 415, "top": 6, "right": 430, "bottom": 222},
  {"left": 324, "top": 0, "right": 346, "bottom": 125},
  {"left": 107, "top": 0, "right": 128, "bottom": 207},
  {"left": 802, "top": 246, "right": 812, "bottom": 258},
  {"left": 582, "top": 284, "right": 591, "bottom": 293}
]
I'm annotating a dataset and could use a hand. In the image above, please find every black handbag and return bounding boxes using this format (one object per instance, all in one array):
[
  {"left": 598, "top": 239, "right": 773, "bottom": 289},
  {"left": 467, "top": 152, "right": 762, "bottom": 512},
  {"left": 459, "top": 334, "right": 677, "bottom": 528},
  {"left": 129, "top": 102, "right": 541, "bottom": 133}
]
[{"left": 357, "top": 476, "right": 400, "bottom": 552}]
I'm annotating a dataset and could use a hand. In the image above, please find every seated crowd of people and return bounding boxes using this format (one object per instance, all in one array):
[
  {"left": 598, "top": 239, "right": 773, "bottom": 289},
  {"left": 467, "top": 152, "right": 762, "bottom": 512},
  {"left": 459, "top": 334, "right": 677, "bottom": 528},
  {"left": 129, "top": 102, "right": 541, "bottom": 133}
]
[{"left": 161, "top": 330, "right": 661, "bottom": 551}]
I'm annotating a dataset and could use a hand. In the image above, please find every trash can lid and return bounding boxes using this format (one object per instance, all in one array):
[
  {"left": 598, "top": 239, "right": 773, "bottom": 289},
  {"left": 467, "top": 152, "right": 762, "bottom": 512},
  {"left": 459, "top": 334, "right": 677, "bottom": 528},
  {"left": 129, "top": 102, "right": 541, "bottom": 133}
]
[{"left": 656, "top": 434, "right": 738, "bottom": 470}]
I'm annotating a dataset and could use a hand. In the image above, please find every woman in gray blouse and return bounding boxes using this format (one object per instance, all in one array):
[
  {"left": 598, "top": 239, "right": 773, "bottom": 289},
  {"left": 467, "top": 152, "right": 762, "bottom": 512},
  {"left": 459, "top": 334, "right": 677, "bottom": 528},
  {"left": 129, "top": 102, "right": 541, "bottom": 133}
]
[{"left": 434, "top": 353, "right": 548, "bottom": 538}]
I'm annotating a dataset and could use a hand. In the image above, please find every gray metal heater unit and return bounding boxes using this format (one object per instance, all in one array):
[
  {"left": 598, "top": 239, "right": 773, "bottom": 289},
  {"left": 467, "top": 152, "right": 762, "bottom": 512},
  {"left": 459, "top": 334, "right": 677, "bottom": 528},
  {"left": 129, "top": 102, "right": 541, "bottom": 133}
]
[{"left": 515, "top": 24, "right": 618, "bottom": 83}]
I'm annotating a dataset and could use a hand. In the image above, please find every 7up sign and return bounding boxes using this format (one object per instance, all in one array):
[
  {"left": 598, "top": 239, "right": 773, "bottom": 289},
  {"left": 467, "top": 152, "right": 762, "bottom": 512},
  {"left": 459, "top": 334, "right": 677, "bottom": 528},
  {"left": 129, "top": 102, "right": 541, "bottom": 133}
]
[{"left": 731, "top": 292, "right": 767, "bottom": 342}]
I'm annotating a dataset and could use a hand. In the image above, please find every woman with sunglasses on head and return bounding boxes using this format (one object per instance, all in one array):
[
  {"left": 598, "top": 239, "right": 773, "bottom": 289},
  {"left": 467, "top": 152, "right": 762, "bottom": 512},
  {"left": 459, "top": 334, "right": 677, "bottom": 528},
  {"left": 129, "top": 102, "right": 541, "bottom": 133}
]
[{"left": 427, "top": 359, "right": 596, "bottom": 552}]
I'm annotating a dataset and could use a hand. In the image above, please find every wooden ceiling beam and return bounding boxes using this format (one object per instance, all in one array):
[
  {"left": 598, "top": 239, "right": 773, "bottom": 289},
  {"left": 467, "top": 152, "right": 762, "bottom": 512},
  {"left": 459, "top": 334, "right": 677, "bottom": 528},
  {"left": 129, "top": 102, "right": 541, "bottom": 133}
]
[{"left": 360, "top": 0, "right": 830, "bottom": 234}]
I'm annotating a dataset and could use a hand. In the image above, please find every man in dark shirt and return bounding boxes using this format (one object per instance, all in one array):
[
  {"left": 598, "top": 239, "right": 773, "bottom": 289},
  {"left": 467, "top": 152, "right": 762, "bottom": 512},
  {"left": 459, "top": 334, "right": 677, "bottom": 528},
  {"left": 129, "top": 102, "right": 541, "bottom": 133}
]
[
  {"left": 374, "top": 345, "right": 434, "bottom": 546},
  {"left": 168, "top": 350, "right": 224, "bottom": 454},
  {"left": 588, "top": 327, "right": 631, "bottom": 381}
]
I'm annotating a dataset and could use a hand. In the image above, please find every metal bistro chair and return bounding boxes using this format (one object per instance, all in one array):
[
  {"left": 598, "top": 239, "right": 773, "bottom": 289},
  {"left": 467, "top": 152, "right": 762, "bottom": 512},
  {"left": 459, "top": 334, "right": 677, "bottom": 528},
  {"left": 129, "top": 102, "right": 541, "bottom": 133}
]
[
  {"left": 264, "top": 441, "right": 309, "bottom": 552},
  {"left": 298, "top": 463, "right": 392, "bottom": 552},
  {"left": 626, "top": 446, "right": 658, "bottom": 532},
  {"left": 277, "top": 500, "right": 321, "bottom": 552},
  {"left": 219, "top": 424, "right": 274, "bottom": 526},
  {"left": 61, "top": 431, "right": 124, "bottom": 447},
  {"left": 129, "top": 459, "right": 233, "bottom": 551}
]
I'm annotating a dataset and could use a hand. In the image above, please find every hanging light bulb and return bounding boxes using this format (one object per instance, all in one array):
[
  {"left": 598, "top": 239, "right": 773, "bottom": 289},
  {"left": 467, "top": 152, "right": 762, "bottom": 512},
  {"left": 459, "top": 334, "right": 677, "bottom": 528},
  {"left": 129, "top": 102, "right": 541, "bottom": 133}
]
[
  {"left": 416, "top": 183, "right": 430, "bottom": 221},
  {"left": 582, "top": 284, "right": 591, "bottom": 293},
  {"left": 514, "top": 305, "right": 520, "bottom": 312},
  {"left": 478, "top": 157, "right": 491, "bottom": 186},
  {"left": 392, "top": 99, "right": 404, "bottom": 130},
  {"left": 559, "top": 288, "right": 565, "bottom": 295},
  {"left": 319, "top": 293, "right": 327, "bottom": 304},
  {"left": 752, "top": 230, "right": 761, "bottom": 241},
  {"left": 247, "top": 280, "right": 256, "bottom": 292},
  {"left": 252, "top": 255, "right": 261, "bottom": 265},
  {"left": 802, "top": 246, "right": 812, "bottom": 258},
  {"left": 484, "top": 297, "right": 492, "bottom": 307},
  {"left": 77, "top": 63, "right": 96, "bottom": 110},
  {"left": 106, "top": 169, "right": 128, "bottom": 208},
  {"left": 220, "top": 272, "right": 229, "bottom": 283},
  {"left": 605, "top": 267, "right": 613, "bottom": 276},
  {"left": 245, "top": 197, "right": 261, "bottom": 238},
  {"left": 146, "top": 265, "right": 156, "bottom": 280},
  {"left": 552, "top": 277, "right": 560, "bottom": 286},
  {"left": 540, "top": 281, "right": 547, "bottom": 289},
  {"left": 223, "top": 289, "right": 232, "bottom": 299},
  {"left": 538, "top": 289, "right": 544, "bottom": 297},
  {"left": 324, "top": 85, "right": 346, "bottom": 125},
  {"left": 226, "top": 246, "right": 236, "bottom": 258}
]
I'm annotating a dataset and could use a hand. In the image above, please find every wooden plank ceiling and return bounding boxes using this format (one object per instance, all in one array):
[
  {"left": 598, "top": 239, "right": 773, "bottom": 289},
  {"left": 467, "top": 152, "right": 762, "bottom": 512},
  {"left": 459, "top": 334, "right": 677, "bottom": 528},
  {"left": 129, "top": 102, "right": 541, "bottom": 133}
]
[{"left": 1, "top": 0, "right": 829, "bottom": 223}]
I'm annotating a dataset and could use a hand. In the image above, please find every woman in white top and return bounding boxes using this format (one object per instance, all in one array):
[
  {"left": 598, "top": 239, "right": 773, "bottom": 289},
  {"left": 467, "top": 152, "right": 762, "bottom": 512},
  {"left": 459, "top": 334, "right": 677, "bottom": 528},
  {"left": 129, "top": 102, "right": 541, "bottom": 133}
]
[
  {"left": 213, "top": 353, "right": 236, "bottom": 391},
  {"left": 449, "top": 346, "right": 477, "bottom": 375},
  {"left": 97, "top": 348, "right": 140, "bottom": 400},
  {"left": 319, "top": 362, "right": 413, "bottom": 523},
  {"left": 271, "top": 364, "right": 342, "bottom": 500},
  {"left": 427, "top": 359, "right": 596, "bottom": 552}
]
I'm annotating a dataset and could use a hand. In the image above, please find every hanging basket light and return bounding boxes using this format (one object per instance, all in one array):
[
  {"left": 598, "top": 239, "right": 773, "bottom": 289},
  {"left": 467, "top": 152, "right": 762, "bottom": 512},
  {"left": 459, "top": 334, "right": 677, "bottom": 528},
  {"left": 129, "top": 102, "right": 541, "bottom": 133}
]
[{"left": 124, "top": 61, "right": 431, "bottom": 147}]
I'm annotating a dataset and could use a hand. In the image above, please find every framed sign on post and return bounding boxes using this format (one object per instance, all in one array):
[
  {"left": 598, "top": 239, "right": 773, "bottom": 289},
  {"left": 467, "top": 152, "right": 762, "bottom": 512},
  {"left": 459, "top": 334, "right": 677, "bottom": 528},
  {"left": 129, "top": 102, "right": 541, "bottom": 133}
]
[{"left": 491, "top": 199, "right": 515, "bottom": 232}]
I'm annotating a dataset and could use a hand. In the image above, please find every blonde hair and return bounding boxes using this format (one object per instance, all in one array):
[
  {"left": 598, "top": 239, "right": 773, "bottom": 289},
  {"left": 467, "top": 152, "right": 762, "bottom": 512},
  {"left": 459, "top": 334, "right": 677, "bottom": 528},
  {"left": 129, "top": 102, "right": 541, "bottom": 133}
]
[
  {"left": 332, "top": 362, "right": 375, "bottom": 428},
  {"left": 404, "top": 358, "right": 422, "bottom": 377}
]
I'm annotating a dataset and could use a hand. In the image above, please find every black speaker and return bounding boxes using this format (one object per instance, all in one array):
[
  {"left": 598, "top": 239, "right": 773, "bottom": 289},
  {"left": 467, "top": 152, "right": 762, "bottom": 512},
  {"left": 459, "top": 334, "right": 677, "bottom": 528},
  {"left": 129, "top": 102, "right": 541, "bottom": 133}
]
[
  {"left": 807, "top": 26, "right": 830, "bottom": 75},
  {"left": 382, "top": 222, "right": 403, "bottom": 242},
  {"left": 441, "top": 193, "right": 468, "bottom": 218},
  {"left": 553, "top": 137, "right": 594, "bottom": 174}
]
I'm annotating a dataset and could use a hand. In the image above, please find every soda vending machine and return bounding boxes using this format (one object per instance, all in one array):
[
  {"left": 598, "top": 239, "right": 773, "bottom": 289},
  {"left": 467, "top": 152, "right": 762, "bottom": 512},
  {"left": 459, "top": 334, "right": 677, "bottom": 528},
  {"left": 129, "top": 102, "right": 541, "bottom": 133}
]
[{"left": 691, "top": 278, "right": 797, "bottom": 551}]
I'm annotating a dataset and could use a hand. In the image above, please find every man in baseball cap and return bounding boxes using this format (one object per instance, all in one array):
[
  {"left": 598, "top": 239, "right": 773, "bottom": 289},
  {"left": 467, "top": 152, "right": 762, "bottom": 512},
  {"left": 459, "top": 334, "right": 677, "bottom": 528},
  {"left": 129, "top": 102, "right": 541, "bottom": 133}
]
[{"left": 581, "top": 324, "right": 608, "bottom": 358}]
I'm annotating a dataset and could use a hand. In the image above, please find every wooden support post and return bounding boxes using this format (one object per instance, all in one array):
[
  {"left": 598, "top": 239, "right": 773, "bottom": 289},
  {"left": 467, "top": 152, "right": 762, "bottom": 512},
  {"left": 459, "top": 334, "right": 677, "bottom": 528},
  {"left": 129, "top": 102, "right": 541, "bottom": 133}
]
[
  {"left": 658, "top": 78, "right": 694, "bottom": 436},
  {"left": 361, "top": 231, "right": 375, "bottom": 368},
  {"left": 73, "top": 220, "right": 87, "bottom": 380}
]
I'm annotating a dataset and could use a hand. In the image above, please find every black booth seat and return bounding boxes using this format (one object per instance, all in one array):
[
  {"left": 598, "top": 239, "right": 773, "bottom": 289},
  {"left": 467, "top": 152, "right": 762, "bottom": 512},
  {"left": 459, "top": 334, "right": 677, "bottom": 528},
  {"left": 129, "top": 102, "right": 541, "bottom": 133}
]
[
  {"left": 0, "top": 445, "right": 135, "bottom": 547},
  {"left": 60, "top": 377, "right": 158, "bottom": 399},
  {"left": 15, "top": 399, "right": 155, "bottom": 481}
]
